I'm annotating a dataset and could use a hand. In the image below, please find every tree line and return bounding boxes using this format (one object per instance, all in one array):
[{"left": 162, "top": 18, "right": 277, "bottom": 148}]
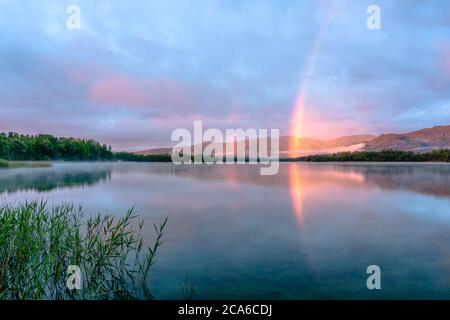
[
  {"left": 2, "top": 132, "right": 447, "bottom": 163},
  {"left": 0, "top": 132, "right": 170, "bottom": 162},
  {"left": 297, "top": 149, "right": 450, "bottom": 162}
]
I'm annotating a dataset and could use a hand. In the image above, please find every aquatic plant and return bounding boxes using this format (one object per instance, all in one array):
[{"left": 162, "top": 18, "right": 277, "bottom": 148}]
[{"left": 0, "top": 201, "right": 166, "bottom": 300}]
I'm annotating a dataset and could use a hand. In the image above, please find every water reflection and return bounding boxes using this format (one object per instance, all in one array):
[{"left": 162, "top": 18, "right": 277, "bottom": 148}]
[
  {"left": 0, "top": 163, "right": 111, "bottom": 194},
  {"left": 0, "top": 162, "right": 449, "bottom": 299},
  {"left": 162, "top": 163, "right": 450, "bottom": 197},
  {"left": 288, "top": 163, "right": 303, "bottom": 225}
]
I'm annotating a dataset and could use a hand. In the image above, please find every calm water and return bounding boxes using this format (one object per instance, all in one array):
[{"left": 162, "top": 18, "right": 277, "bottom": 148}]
[{"left": 1, "top": 162, "right": 449, "bottom": 299}]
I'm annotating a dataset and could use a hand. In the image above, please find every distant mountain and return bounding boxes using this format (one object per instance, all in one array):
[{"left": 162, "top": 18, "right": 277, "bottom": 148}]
[
  {"left": 135, "top": 125, "right": 450, "bottom": 156},
  {"left": 135, "top": 148, "right": 173, "bottom": 155},
  {"left": 280, "top": 135, "right": 375, "bottom": 151},
  {"left": 135, "top": 134, "right": 376, "bottom": 156},
  {"left": 365, "top": 125, "right": 450, "bottom": 152}
]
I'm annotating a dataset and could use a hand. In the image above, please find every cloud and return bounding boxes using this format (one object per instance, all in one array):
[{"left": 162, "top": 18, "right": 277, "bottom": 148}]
[
  {"left": 0, "top": 0, "right": 450, "bottom": 150},
  {"left": 90, "top": 75, "right": 194, "bottom": 109}
]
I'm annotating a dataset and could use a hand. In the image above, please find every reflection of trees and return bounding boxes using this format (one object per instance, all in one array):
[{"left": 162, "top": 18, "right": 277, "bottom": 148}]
[
  {"left": 0, "top": 167, "right": 111, "bottom": 194},
  {"left": 350, "top": 164, "right": 450, "bottom": 197},
  {"left": 156, "top": 163, "right": 450, "bottom": 197}
]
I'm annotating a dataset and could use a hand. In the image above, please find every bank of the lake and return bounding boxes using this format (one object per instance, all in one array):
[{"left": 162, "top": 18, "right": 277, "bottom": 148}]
[{"left": 0, "top": 158, "right": 52, "bottom": 169}]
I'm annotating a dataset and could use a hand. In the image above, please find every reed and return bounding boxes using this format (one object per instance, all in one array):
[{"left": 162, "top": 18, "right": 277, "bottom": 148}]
[{"left": 0, "top": 201, "right": 167, "bottom": 300}]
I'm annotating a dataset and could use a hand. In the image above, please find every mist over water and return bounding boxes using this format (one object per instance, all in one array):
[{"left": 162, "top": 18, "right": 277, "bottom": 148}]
[{"left": 1, "top": 162, "right": 449, "bottom": 299}]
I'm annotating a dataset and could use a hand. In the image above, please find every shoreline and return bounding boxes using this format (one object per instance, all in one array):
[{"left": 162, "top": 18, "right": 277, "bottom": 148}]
[{"left": 0, "top": 159, "right": 52, "bottom": 169}]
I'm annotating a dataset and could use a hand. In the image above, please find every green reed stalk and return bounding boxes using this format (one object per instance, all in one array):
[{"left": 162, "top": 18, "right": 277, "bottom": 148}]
[{"left": 0, "top": 200, "right": 167, "bottom": 300}]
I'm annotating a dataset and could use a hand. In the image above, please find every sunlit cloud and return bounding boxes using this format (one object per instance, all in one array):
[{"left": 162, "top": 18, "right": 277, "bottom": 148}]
[{"left": 0, "top": 0, "right": 449, "bottom": 150}]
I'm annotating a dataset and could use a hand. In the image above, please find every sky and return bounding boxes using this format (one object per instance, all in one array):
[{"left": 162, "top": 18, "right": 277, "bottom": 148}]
[{"left": 0, "top": 0, "right": 449, "bottom": 151}]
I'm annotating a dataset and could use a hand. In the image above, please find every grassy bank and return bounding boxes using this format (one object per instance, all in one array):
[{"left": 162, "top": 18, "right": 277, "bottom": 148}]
[
  {"left": 0, "top": 201, "right": 166, "bottom": 300},
  {"left": 0, "top": 159, "right": 52, "bottom": 169}
]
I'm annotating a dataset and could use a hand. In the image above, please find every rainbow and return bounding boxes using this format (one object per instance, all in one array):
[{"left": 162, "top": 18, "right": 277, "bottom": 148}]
[
  {"left": 289, "top": 4, "right": 335, "bottom": 225},
  {"left": 289, "top": 4, "right": 335, "bottom": 153}
]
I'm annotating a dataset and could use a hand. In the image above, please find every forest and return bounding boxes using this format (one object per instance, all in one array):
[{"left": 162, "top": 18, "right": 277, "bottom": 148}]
[
  {"left": 297, "top": 149, "right": 450, "bottom": 162},
  {"left": 0, "top": 132, "right": 170, "bottom": 162}
]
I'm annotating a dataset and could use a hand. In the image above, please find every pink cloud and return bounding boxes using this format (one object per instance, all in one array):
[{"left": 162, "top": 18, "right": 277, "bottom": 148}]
[
  {"left": 299, "top": 108, "right": 375, "bottom": 139},
  {"left": 89, "top": 75, "right": 195, "bottom": 109},
  {"left": 65, "top": 63, "right": 108, "bottom": 86}
]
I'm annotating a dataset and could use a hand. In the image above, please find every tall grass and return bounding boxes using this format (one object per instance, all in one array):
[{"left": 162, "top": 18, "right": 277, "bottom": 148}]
[
  {"left": 0, "top": 159, "right": 52, "bottom": 168},
  {"left": 0, "top": 201, "right": 167, "bottom": 300}
]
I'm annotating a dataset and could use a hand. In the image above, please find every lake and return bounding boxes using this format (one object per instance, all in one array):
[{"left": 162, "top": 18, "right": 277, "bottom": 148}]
[{"left": 0, "top": 162, "right": 449, "bottom": 299}]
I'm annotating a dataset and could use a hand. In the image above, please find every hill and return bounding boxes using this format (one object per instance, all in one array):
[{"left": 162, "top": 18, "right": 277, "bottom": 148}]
[
  {"left": 136, "top": 134, "right": 375, "bottom": 156},
  {"left": 365, "top": 125, "right": 450, "bottom": 152}
]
